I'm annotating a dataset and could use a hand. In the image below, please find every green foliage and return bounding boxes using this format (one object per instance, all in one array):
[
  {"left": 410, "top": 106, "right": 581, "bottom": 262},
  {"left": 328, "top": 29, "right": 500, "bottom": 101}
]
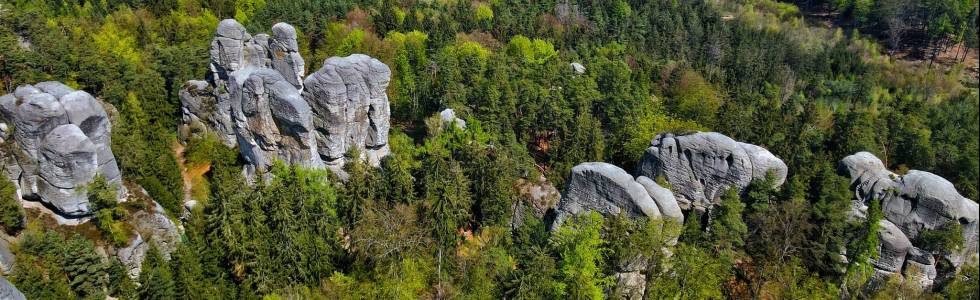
[
  {"left": 3, "top": 0, "right": 979, "bottom": 298},
  {"left": 944, "top": 262, "right": 980, "bottom": 300},
  {"left": 550, "top": 212, "right": 611, "bottom": 300},
  {"left": 12, "top": 229, "right": 109, "bottom": 299},
  {"left": 87, "top": 175, "right": 130, "bottom": 246},
  {"left": 917, "top": 221, "right": 965, "bottom": 252},
  {"left": 646, "top": 242, "right": 731, "bottom": 300},
  {"left": 0, "top": 176, "right": 24, "bottom": 234},
  {"left": 710, "top": 188, "right": 749, "bottom": 253},
  {"left": 506, "top": 36, "right": 558, "bottom": 64}
]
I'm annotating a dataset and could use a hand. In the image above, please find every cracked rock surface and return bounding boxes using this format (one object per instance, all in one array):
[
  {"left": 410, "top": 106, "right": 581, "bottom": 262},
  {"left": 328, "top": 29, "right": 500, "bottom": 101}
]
[
  {"left": 1, "top": 82, "right": 124, "bottom": 217},
  {"left": 180, "top": 19, "right": 391, "bottom": 178},
  {"left": 636, "top": 132, "right": 787, "bottom": 212},
  {"left": 841, "top": 151, "right": 979, "bottom": 290}
]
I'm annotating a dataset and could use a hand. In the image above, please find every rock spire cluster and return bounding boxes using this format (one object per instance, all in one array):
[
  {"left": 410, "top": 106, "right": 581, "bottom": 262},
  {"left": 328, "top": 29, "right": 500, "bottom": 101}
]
[{"left": 179, "top": 19, "right": 391, "bottom": 178}]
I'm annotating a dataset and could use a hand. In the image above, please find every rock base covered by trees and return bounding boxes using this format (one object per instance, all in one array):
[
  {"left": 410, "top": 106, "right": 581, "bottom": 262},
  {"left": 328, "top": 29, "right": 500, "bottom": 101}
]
[{"left": 841, "top": 151, "right": 979, "bottom": 291}]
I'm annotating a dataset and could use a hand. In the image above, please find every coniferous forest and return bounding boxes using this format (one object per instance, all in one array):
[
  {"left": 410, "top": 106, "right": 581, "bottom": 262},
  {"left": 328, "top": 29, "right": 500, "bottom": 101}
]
[{"left": 0, "top": 0, "right": 978, "bottom": 299}]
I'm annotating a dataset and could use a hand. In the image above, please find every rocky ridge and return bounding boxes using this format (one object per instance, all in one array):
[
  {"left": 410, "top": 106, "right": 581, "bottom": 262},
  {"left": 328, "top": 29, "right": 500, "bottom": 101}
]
[
  {"left": 840, "top": 151, "right": 979, "bottom": 290},
  {"left": 636, "top": 132, "right": 787, "bottom": 213},
  {"left": 179, "top": 19, "right": 391, "bottom": 178},
  {"left": 550, "top": 132, "right": 786, "bottom": 299}
]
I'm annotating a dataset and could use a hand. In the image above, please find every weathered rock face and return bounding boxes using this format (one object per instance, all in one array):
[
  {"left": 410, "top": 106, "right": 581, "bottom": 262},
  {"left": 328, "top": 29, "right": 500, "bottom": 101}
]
[
  {"left": 551, "top": 162, "right": 661, "bottom": 229},
  {"left": 117, "top": 202, "right": 181, "bottom": 279},
  {"left": 270, "top": 23, "right": 305, "bottom": 90},
  {"left": 841, "top": 151, "right": 979, "bottom": 290},
  {"left": 0, "top": 277, "right": 26, "bottom": 300},
  {"left": 1, "top": 82, "right": 124, "bottom": 217},
  {"left": 118, "top": 233, "right": 147, "bottom": 279},
  {"left": 180, "top": 19, "right": 390, "bottom": 178},
  {"left": 303, "top": 54, "right": 391, "bottom": 169},
  {"left": 237, "top": 68, "right": 321, "bottom": 175},
  {"left": 636, "top": 132, "right": 787, "bottom": 212},
  {"left": 0, "top": 237, "right": 14, "bottom": 274}
]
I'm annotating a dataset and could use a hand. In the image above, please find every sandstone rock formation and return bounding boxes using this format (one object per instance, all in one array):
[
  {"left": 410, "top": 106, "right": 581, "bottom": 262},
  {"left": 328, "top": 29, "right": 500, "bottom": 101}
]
[
  {"left": 118, "top": 233, "right": 147, "bottom": 279},
  {"left": 303, "top": 54, "right": 391, "bottom": 170},
  {"left": 636, "top": 132, "right": 787, "bottom": 212},
  {"left": 0, "top": 277, "right": 26, "bottom": 300},
  {"left": 1, "top": 82, "right": 124, "bottom": 217},
  {"left": 180, "top": 19, "right": 391, "bottom": 178},
  {"left": 0, "top": 238, "right": 13, "bottom": 274},
  {"left": 117, "top": 202, "right": 180, "bottom": 279},
  {"left": 551, "top": 162, "right": 685, "bottom": 299},
  {"left": 438, "top": 108, "right": 466, "bottom": 130},
  {"left": 841, "top": 151, "right": 979, "bottom": 290},
  {"left": 551, "top": 162, "right": 661, "bottom": 229}
]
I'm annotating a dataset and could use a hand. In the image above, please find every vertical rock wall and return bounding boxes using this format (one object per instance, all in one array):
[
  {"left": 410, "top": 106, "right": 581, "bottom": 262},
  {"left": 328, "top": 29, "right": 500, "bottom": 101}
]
[{"left": 1, "top": 82, "right": 124, "bottom": 217}]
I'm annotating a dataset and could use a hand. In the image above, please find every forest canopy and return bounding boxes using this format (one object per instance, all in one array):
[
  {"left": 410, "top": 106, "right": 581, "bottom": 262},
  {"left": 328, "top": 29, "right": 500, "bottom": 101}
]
[{"left": 0, "top": 0, "right": 978, "bottom": 299}]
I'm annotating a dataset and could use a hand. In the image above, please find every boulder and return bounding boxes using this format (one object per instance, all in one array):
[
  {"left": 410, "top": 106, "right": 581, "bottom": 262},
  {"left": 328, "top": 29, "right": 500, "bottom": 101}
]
[
  {"left": 614, "top": 271, "right": 646, "bottom": 299},
  {"left": 0, "top": 238, "right": 13, "bottom": 274},
  {"left": 635, "top": 176, "right": 684, "bottom": 223},
  {"left": 438, "top": 108, "right": 466, "bottom": 130},
  {"left": 131, "top": 209, "right": 180, "bottom": 259},
  {"left": 570, "top": 62, "right": 586, "bottom": 74},
  {"left": 875, "top": 219, "right": 912, "bottom": 272},
  {"left": 117, "top": 233, "right": 147, "bottom": 279},
  {"left": 551, "top": 162, "right": 660, "bottom": 229},
  {"left": 1, "top": 83, "right": 124, "bottom": 218},
  {"left": 0, "top": 277, "right": 26, "bottom": 300},
  {"left": 636, "top": 132, "right": 787, "bottom": 211}
]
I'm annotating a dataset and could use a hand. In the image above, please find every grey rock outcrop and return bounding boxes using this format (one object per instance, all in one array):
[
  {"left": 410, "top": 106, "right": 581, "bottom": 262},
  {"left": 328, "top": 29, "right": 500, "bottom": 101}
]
[
  {"left": 636, "top": 132, "right": 787, "bottom": 212},
  {"left": 551, "top": 162, "right": 686, "bottom": 299},
  {"left": 117, "top": 233, "right": 147, "bottom": 279},
  {"left": 438, "top": 108, "right": 466, "bottom": 130},
  {"left": 636, "top": 176, "right": 684, "bottom": 223},
  {"left": 303, "top": 54, "right": 391, "bottom": 170},
  {"left": 180, "top": 19, "right": 391, "bottom": 179},
  {"left": 551, "top": 162, "right": 661, "bottom": 229},
  {"left": 237, "top": 68, "right": 321, "bottom": 175},
  {"left": 570, "top": 62, "right": 586, "bottom": 74},
  {"left": 841, "top": 151, "right": 979, "bottom": 290},
  {"left": 270, "top": 23, "right": 305, "bottom": 90},
  {"left": 1, "top": 82, "right": 124, "bottom": 217},
  {"left": 0, "top": 238, "right": 13, "bottom": 274},
  {"left": 614, "top": 271, "right": 646, "bottom": 299},
  {"left": 0, "top": 277, "right": 26, "bottom": 300}
]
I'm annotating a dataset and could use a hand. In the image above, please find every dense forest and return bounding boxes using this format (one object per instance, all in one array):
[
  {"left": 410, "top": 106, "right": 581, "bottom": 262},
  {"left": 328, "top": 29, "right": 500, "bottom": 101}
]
[{"left": 0, "top": 0, "right": 978, "bottom": 299}]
